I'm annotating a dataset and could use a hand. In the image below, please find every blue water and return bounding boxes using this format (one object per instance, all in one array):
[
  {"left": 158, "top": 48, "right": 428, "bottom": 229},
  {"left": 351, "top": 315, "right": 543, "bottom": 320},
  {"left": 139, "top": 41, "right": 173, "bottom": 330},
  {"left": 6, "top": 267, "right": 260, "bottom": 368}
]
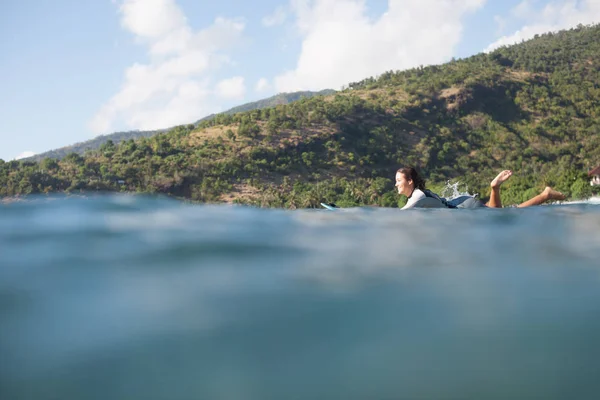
[{"left": 1, "top": 195, "right": 600, "bottom": 399}]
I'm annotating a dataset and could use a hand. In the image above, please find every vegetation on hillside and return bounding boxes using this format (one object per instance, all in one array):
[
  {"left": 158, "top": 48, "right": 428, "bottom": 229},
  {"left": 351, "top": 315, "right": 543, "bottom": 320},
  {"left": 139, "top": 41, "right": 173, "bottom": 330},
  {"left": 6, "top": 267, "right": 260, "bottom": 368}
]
[
  {"left": 194, "top": 89, "right": 335, "bottom": 124},
  {"left": 3, "top": 24, "right": 600, "bottom": 207},
  {"left": 25, "top": 90, "right": 334, "bottom": 162},
  {"left": 24, "top": 129, "right": 166, "bottom": 163}
]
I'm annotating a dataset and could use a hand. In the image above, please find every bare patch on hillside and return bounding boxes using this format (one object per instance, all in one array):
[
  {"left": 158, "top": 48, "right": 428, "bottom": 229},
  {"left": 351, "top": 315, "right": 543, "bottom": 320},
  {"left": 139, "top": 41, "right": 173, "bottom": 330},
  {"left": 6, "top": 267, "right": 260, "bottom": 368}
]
[
  {"left": 507, "top": 70, "right": 534, "bottom": 81},
  {"left": 353, "top": 88, "right": 388, "bottom": 100},
  {"left": 336, "top": 88, "right": 410, "bottom": 102},
  {"left": 220, "top": 183, "right": 261, "bottom": 204},
  {"left": 189, "top": 119, "right": 341, "bottom": 150},
  {"left": 439, "top": 87, "right": 462, "bottom": 99},
  {"left": 250, "top": 124, "right": 338, "bottom": 151},
  {"left": 439, "top": 86, "right": 468, "bottom": 111},
  {"left": 189, "top": 126, "right": 234, "bottom": 142}
]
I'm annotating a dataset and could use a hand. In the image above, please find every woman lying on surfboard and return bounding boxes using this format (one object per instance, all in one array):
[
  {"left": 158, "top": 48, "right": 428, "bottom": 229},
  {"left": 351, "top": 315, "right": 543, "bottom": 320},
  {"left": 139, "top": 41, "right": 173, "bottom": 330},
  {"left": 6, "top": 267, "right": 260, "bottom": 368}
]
[{"left": 395, "top": 167, "right": 566, "bottom": 210}]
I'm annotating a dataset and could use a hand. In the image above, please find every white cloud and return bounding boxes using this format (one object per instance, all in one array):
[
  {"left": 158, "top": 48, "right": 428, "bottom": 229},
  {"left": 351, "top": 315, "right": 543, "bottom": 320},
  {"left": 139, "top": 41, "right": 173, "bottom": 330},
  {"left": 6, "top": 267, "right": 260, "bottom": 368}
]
[
  {"left": 216, "top": 76, "right": 246, "bottom": 100},
  {"left": 14, "top": 151, "right": 36, "bottom": 160},
  {"left": 511, "top": 0, "right": 535, "bottom": 19},
  {"left": 262, "top": 6, "right": 288, "bottom": 27},
  {"left": 119, "top": 0, "right": 187, "bottom": 39},
  {"left": 494, "top": 15, "right": 507, "bottom": 35},
  {"left": 255, "top": 77, "right": 271, "bottom": 92},
  {"left": 90, "top": 0, "right": 245, "bottom": 133},
  {"left": 485, "top": 0, "right": 600, "bottom": 52},
  {"left": 274, "top": 0, "right": 486, "bottom": 92}
]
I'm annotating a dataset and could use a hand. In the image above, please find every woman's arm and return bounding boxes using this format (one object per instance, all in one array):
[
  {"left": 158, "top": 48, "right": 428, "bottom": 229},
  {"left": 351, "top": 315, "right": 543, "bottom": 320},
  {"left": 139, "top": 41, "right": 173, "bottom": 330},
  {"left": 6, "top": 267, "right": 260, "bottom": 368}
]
[{"left": 401, "top": 189, "right": 426, "bottom": 210}]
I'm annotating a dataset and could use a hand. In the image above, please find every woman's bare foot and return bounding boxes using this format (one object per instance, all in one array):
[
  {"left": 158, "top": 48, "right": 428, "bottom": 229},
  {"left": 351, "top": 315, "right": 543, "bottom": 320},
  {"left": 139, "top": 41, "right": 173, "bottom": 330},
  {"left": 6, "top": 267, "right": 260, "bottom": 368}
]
[
  {"left": 542, "top": 187, "right": 566, "bottom": 201},
  {"left": 491, "top": 170, "right": 513, "bottom": 188}
]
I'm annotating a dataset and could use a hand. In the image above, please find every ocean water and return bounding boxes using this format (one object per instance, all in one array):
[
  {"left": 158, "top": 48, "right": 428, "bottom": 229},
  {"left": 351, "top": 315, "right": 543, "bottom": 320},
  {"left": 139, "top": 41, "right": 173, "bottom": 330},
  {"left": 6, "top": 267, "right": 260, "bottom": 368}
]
[{"left": 1, "top": 194, "right": 600, "bottom": 400}]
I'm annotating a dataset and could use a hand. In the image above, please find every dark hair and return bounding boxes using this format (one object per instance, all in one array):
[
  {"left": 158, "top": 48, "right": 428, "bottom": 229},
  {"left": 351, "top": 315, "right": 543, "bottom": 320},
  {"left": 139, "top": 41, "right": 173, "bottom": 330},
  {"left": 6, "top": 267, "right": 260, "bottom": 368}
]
[{"left": 397, "top": 167, "right": 426, "bottom": 191}]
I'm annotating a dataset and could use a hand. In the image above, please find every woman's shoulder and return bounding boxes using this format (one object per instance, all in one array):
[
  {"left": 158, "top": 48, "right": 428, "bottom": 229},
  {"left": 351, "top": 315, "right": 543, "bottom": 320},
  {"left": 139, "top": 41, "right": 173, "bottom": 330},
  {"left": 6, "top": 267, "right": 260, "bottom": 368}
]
[
  {"left": 411, "top": 188, "right": 427, "bottom": 200},
  {"left": 401, "top": 189, "right": 427, "bottom": 210}
]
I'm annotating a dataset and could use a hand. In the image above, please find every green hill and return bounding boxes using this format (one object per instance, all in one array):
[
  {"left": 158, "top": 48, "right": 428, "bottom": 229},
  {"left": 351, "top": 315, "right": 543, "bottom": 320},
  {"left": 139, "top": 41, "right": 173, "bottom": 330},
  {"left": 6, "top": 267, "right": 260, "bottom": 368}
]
[
  {"left": 24, "top": 129, "right": 167, "bottom": 163},
  {"left": 194, "top": 90, "right": 335, "bottom": 124},
  {"left": 3, "top": 24, "right": 600, "bottom": 207},
  {"left": 25, "top": 90, "right": 334, "bottom": 162}
]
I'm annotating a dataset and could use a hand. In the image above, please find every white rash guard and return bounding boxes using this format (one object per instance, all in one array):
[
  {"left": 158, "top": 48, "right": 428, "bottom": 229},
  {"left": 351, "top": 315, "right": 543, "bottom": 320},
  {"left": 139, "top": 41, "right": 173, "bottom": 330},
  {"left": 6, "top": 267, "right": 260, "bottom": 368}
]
[{"left": 401, "top": 188, "right": 427, "bottom": 210}]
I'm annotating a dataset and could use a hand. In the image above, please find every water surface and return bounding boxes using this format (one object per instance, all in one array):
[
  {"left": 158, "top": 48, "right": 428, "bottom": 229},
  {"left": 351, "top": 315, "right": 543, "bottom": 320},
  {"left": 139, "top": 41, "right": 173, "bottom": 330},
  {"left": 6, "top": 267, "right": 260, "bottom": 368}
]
[{"left": 1, "top": 195, "right": 600, "bottom": 399}]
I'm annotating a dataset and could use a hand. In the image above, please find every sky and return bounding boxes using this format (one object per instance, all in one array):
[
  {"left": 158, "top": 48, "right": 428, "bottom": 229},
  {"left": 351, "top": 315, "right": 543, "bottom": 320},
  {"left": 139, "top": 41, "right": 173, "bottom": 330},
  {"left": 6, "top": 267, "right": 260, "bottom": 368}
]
[{"left": 1, "top": 0, "right": 599, "bottom": 161}]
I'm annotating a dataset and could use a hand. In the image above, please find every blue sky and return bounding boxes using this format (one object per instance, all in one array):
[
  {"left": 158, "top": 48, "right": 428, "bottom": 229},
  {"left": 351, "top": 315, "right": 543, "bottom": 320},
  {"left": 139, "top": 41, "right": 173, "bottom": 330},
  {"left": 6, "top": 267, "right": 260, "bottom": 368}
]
[{"left": 1, "top": 0, "right": 599, "bottom": 161}]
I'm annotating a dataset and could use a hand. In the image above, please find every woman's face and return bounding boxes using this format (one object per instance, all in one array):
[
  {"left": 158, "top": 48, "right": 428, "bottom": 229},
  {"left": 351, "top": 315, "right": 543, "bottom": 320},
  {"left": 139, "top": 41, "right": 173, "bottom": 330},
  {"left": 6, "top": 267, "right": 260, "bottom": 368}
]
[{"left": 395, "top": 172, "right": 414, "bottom": 197}]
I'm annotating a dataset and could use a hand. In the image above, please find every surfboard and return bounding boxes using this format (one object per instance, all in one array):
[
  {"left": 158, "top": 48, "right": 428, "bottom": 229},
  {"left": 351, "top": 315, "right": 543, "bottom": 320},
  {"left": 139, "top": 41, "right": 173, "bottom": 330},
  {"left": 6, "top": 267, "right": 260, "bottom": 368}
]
[
  {"left": 320, "top": 202, "right": 339, "bottom": 210},
  {"left": 320, "top": 196, "right": 485, "bottom": 210}
]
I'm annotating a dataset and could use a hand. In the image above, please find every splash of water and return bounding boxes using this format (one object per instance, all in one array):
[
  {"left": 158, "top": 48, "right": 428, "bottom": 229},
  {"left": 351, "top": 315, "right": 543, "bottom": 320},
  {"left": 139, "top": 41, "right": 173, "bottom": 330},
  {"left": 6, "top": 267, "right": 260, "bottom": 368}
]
[
  {"left": 563, "top": 196, "right": 600, "bottom": 205},
  {"left": 439, "top": 181, "right": 477, "bottom": 199}
]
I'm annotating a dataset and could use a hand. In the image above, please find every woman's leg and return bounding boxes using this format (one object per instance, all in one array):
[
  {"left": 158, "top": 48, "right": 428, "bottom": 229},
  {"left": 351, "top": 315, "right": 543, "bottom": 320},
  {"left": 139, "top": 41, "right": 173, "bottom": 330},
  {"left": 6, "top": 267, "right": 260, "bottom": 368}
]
[
  {"left": 517, "top": 187, "right": 566, "bottom": 208},
  {"left": 486, "top": 170, "right": 513, "bottom": 208}
]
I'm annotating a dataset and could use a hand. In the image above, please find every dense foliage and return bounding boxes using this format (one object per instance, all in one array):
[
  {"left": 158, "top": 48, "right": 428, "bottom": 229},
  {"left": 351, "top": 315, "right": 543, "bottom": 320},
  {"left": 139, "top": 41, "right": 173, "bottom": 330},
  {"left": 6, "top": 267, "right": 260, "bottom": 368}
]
[{"left": 3, "top": 25, "right": 600, "bottom": 207}]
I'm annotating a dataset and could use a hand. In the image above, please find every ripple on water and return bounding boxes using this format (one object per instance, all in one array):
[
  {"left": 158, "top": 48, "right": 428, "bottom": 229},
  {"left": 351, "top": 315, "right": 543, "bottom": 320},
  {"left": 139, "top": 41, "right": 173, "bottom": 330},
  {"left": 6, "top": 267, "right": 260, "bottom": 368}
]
[{"left": 1, "top": 196, "right": 600, "bottom": 399}]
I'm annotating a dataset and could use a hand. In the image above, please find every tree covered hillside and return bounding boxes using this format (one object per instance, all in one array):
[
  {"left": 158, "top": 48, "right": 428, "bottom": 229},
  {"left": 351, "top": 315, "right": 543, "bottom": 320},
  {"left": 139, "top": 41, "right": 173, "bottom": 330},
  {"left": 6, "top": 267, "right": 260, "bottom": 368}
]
[
  {"left": 24, "top": 129, "right": 166, "bottom": 163},
  {"left": 194, "top": 90, "right": 335, "bottom": 124},
  {"left": 3, "top": 24, "right": 600, "bottom": 207},
  {"left": 25, "top": 90, "right": 334, "bottom": 162}
]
